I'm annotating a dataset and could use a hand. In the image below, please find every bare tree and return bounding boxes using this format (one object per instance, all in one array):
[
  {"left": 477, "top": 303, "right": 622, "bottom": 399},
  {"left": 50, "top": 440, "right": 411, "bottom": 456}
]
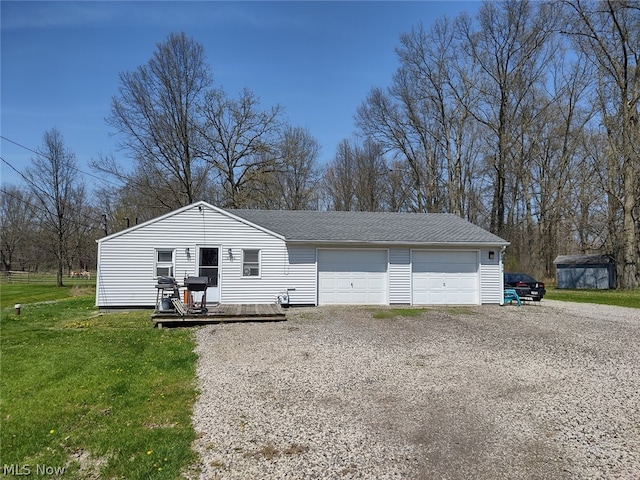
[
  {"left": 323, "top": 139, "right": 358, "bottom": 211},
  {"left": 356, "top": 83, "right": 439, "bottom": 213},
  {"left": 322, "top": 138, "right": 388, "bottom": 212},
  {"left": 395, "top": 17, "right": 481, "bottom": 217},
  {"left": 458, "top": 0, "right": 559, "bottom": 236},
  {"left": 24, "top": 129, "right": 85, "bottom": 286},
  {"left": 266, "top": 126, "right": 322, "bottom": 210},
  {"left": 530, "top": 51, "right": 594, "bottom": 277},
  {"left": 197, "top": 87, "right": 284, "bottom": 208},
  {"left": 102, "top": 32, "right": 213, "bottom": 209},
  {"left": 562, "top": 0, "right": 640, "bottom": 288},
  {"left": 356, "top": 16, "right": 493, "bottom": 216},
  {"left": 64, "top": 191, "right": 100, "bottom": 273},
  {"left": 353, "top": 139, "right": 389, "bottom": 212},
  {"left": 570, "top": 130, "right": 611, "bottom": 254},
  {"left": 385, "top": 159, "right": 413, "bottom": 212},
  {"left": 0, "top": 185, "right": 35, "bottom": 273}
]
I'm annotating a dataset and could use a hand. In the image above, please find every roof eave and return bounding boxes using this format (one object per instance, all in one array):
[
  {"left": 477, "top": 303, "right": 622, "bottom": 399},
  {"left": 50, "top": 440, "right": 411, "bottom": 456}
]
[{"left": 285, "top": 239, "right": 510, "bottom": 247}]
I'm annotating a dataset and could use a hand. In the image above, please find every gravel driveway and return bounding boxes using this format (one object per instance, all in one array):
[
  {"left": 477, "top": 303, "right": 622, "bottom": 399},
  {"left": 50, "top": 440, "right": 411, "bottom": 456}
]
[{"left": 190, "top": 301, "right": 639, "bottom": 479}]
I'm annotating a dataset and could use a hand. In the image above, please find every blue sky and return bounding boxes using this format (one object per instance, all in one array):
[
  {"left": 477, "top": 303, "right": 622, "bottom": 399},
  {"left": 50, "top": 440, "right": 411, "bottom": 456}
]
[{"left": 1, "top": 1, "right": 479, "bottom": 189}]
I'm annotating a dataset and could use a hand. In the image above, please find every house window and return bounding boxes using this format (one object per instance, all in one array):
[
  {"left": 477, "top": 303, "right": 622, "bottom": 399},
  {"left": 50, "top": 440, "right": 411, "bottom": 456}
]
[
  {"left": 242, "top": 249, "right": 260, "bottom": 277},
  {"left": 155, "top": 249, "right": 174, "bottom": 277}
]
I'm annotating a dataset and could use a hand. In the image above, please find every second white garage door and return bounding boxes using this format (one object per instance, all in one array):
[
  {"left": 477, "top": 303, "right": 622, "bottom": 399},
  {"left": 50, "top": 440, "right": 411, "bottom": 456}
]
[
  {"left": 318, "top": 249, "right": 387, "bottom": 305},
  {"left": 412, "top": 250, "right": 479, "bottom": 305}
]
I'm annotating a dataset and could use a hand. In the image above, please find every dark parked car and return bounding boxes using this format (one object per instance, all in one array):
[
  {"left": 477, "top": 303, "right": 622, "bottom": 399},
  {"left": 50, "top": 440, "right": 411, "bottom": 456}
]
[{"left": 504, "top": 273, "right": 546, "bottom": 301}]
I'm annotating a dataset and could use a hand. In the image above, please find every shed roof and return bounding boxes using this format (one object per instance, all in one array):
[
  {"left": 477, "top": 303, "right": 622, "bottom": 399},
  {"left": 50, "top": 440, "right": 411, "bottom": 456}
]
[
  {"left": 228, "top": 209, "right": 508, "bottom": 246},
  {"left": 553, "top": 254, "right": 614, "bottom": 265}
]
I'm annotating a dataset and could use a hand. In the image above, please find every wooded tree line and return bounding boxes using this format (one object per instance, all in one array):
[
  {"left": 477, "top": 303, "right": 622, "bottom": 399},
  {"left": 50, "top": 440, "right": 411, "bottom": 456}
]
[{"left": 1, "top": 0, "right": 638, "bottom": 288}]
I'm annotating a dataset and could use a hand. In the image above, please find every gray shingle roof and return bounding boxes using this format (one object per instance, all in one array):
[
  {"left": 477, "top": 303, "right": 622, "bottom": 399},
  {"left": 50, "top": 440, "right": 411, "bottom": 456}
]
[{"left": 227, "top": 209, "right": 508, "bottom": 245}]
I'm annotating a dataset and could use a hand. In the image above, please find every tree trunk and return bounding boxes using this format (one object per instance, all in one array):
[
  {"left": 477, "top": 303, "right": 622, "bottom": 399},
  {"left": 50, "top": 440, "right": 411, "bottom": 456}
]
[{"left": 621, "top": 159, "right": 639, "bottom": 289}]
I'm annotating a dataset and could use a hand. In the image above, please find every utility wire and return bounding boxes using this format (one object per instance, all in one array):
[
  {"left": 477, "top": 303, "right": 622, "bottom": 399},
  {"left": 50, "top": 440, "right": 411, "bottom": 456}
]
[
  {"left": 1, "top": 154, "right": 177, "bottom": 216},
  {"left": 1, "top": 134, "right": 121, "bottom": 187},
  {"left": 2, "top": 134, "right": 190, "bottom": 208},
  {"left": 1, "top": 134, "right": 202, "bottom": 213},
  {"left": 0, "top": 155, "right": 64, "bottom": 210},
  {"left": 0, "top": 186, "right": 101, "bottom": 231},
  {"left": 0, "top": 154, "right": 110, "bottom": 232}
]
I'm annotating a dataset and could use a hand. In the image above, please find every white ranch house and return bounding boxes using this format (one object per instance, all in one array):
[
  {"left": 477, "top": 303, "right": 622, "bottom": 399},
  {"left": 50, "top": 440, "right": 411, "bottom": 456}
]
[{"left": 95, "top": 201, "right": 510, "bottom": 308}]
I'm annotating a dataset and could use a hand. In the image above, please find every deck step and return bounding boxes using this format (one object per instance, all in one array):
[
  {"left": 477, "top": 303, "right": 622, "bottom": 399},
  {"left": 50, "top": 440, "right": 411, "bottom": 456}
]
[{"left": 151, "top": 303, "right": 287, "bottom": 328}]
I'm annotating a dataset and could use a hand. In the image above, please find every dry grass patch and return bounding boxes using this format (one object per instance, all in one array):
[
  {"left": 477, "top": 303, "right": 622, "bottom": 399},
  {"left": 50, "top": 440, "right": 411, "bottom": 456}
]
[
  {"left": 243, "top": 443, "right": 309, "bottom": 461},
  {"left": 70, "top": 285, "right": 94, "bottom": 297},
  {"left": 371, "top": 307, "right": 429, "bottom": 319},
  {"left": 283, "top": 443, "right": 309, "bottom": 455}
]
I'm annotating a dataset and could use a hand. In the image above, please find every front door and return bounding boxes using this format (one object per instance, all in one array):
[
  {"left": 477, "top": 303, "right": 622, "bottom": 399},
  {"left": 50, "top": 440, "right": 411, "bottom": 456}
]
[{"left": 198, "top": 247, "right": 220, "bottom": 303}]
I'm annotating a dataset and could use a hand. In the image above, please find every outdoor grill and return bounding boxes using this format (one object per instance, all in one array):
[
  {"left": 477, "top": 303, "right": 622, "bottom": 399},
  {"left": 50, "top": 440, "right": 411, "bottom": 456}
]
[
  {"left": 155, "top": 276, "right": 179, "bottom": 312},
  {"left": 184, "top": 276, "right": 208, "bottom": 291},
  {"left": 184, "top": 276, "right": 209, "bottom": 314},
  {"left": 153, "top": 276, "right": 210, "bottom": 316}
]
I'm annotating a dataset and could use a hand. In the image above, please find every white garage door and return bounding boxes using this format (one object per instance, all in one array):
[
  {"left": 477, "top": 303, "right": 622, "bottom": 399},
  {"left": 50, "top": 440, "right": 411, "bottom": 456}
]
[
  {"left": 318, "top": 250, "right": 387, "bottom": 305},
  {"left": 412, "top": 251, "right": 479, "bottom": 305}
]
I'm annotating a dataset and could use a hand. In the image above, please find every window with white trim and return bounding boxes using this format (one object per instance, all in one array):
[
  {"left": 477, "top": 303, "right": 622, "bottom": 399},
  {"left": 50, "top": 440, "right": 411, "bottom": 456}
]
[
  {"left": 242, "top": 249, "right": 260, "bottom": 277},
  {"left": 155, "top": 249, "right": 174, "bottom": 277}
]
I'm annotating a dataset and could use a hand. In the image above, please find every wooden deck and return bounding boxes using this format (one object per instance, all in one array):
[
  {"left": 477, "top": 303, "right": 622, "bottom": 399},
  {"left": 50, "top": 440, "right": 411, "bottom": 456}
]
[{"left": 151, "top": 303, "right": 287, "bottom": 328}]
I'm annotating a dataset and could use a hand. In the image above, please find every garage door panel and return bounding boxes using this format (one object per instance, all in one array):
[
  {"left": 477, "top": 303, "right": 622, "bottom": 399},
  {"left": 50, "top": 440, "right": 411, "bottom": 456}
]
[
  {"left": 413, "top": 277, "right": 428, "bottom": 288},
  {"left": 414, "top": 251, "right": 477, "bottom": 265},
  {"left": 318, "top": 250, "right": 387, "bottom": 305},
  {"left": 457, "top": 277, "right": 477, "bottom": 289},
  {"left": 319, "top": 277, "right": 336, "bottom": 290},
  {"left": 412, "top": 250, "right": 479, "bottom": 305},
  {"left": 351, "top": 278, "right": 367, "bottom": 290},
  {"left": 335, "top": 291, "right": 352, "bottom": 303},
  {"left": 414, "top": 262, "right": 477, "bottom": 274}
]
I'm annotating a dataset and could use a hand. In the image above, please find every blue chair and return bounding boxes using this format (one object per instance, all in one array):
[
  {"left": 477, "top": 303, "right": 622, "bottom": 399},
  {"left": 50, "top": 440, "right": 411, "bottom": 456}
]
[{"left": 503, "top": 289, "right": 521, "bottom": 306}]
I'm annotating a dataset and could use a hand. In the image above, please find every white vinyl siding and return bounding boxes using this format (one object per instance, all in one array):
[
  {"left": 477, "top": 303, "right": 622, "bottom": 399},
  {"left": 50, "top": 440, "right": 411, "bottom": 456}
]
[
  {"left": 389, "top": 248, "right": 411, "bottom": 304},
  {"left": 284, "top": 246, "right": 317, "bottom": 305},
  {"left": 317, "top": 249, "right": 387, "bottom": 305},
  {"left": 222, "top": 241, "right": 290, "bottom": 304},
  {"left": 480, "top": 248, "right": 504, "bottom": 304},
  {"left": 97, "top": 205, "right": 304, "bottom": 307},
  {"left": 412, "top": 250, "right": 479, "bottom": 305}
]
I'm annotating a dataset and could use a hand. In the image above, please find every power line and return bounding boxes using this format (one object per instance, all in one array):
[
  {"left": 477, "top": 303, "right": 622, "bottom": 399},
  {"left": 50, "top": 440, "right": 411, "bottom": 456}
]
[
  {"left": 1, "top": 134, "right": 193, "bottom": 205},
  {"left": 0, "top": 154, "right": 106, "bottom": 232},
  {"left": 0, "top": 186, "right": 101, "bottom": 232},
  {"left": 0, "top": 155, "right": 65, "bottom": 212},
  {"left": 1, "top": 152, "right": 173, "bottom": 226},
  {"left": 1, "top": 154, "right": 184, "bottom": 215},
  {"left": 1, "top": 134, "right": 205, "bottom": 213},
  {"left": 0, "top": 134, "right": 121, "bottom": 187}
]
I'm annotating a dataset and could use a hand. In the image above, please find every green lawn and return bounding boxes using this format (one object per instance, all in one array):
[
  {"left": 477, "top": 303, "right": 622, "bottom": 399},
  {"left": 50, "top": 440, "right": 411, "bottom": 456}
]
[
  {"left": 545, "top": 287, "right": 640, "bottom": 308},
  {"left": 0, "top": 286, "right": 198, "bottom": 479},
  {"left": 0, "top": 276, "right": 96, "bottom": 309}
]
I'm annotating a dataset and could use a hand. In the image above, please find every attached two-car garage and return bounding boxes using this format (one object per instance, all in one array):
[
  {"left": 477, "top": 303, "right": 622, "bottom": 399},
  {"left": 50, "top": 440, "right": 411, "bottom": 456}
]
[
  {"left": 317, "top": 249, "right": 480, "bottom": 306},
  {"left": 96, "top": 203, "right": 507, "bottom": 308}
]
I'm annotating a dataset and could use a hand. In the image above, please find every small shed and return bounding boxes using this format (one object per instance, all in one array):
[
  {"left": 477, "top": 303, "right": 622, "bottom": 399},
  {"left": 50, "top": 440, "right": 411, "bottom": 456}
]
[{"left": 553, "top": 254, "right": 616, "bottom": 289}]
